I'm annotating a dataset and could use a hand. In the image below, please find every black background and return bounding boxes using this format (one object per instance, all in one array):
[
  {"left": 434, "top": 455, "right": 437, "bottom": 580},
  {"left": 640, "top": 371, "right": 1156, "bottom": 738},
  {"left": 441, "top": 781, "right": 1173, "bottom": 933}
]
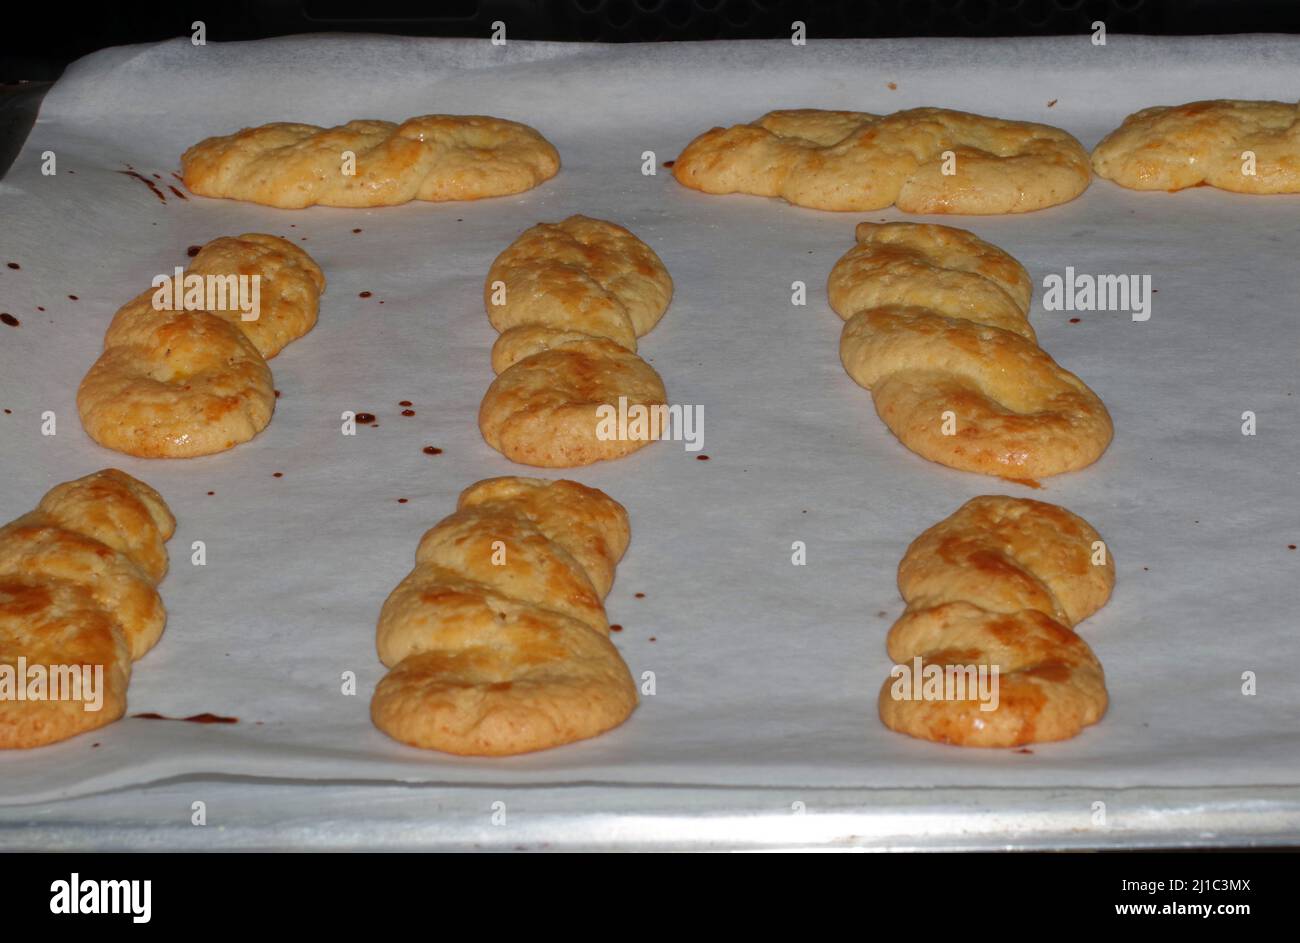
[
  {"left": 7, "top": 851, "right": 1283, "bottom": 925},
  {"left": 3, "top": 0, "right": 1300, "bottom": 82}
]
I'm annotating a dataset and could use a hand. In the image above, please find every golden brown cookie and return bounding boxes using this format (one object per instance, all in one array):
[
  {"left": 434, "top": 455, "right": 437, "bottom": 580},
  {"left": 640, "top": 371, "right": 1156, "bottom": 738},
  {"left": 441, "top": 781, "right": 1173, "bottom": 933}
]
[
  {"left": 77, "top": 234, "right": 324, "bottom": 459},
  {"left": 0, "top": 470, "right": 175, "bottom": 749},
  {"left": 878, "top": 496, "right": 1113, "bottom": 748},
  {"left": 479, "top": 216, "right": 674, "bottom": 467},
  {"left": 674, "top": 108, "right": 1091, "bottom": 213},
  {"left": 371, "top": 477, "right": 637, "bottom": 756},
  {"left": 1092, "top": 99, "right": 1300, "bottom": 193},
  {"left": 185, "top": 234, "right": 325, "bottom": 359},
  {"left": 830, "top": 222, "right": 1112, "bottom": 479},
  {"left": 181, "top": 115, "right": 560, "bottom": 209}
]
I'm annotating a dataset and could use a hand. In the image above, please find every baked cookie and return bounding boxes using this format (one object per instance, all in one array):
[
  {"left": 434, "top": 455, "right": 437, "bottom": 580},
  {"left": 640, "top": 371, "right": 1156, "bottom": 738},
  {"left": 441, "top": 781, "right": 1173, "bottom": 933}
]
[
  {"left": 878, "top": 496, "right": 1113, "bottom": 748},
  {"left": 182, "top": 115, "right": 560, "bottom": 209},
  {"left": 830, "top": 222, "right": 1112, "bottom": 479},
  {"left": 185, "top": 234, "right": 325, "bottom": 358},
  {"left": 77, "top": 234, "right": 325, "bottom": 458},
  {"left": 673, "top": 108, "right": 1091, "bottom": 213},
  {"left": 371, "top": 477, "right": 637, "bottom": 756},
  {"left": 0, "top": 470, "right": 175, "bottom": 749},
  {"left": 1092, "top": 99, "right": 1300, "bottom": 193},
  {"left": 479, "top": 216, "right": 674, "bottom": 467}
]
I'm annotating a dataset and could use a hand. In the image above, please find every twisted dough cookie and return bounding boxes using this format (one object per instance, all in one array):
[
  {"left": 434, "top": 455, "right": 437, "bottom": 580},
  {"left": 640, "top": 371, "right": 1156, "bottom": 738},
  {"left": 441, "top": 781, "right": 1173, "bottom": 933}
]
[
  {"left": 879, "top": 496, "right": 1113, "bottom": 748},
  {"left": 372, "top": 477, "right": 637, "bottom": 756},
  {"left": 479, "top": 215, "right": 674, "bottom": 466},
  {"left": 77, "top": 234, "right": 325, "bottom": 458},
  {"left": 0, "top": 470, "right": 175, "bottom": 749},
  {"left": 182, "top": 115, "right": 560, "bottom": 208},
  {"left": 673, "top": 108, "right": 1091, "bottom": 213},
  {"left": 830, "top": 222, "right": 1112, "bottom": 479},
  {"left": 1092, "top": 100, "right": 1300, "bottom": 193}
]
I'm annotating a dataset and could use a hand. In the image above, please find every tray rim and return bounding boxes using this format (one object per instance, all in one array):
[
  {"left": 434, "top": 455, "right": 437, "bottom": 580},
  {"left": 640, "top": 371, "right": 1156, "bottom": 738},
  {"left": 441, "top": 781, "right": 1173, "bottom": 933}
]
[{"left": 3, "top": 780, "right": 1298, "bottom": 851}]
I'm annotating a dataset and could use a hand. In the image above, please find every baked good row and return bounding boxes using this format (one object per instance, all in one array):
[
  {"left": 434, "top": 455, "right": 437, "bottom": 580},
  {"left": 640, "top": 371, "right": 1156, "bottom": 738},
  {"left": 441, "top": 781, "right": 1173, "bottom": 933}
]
[
  {"left": 180, "top": 100, "right": 1300, "bottom": 211},
  {"left": 72, "top": 218, "right": 1110, "bottom": 481},
  {"left": 0, "top": 470, "right": 1106, "bottom": 753}
]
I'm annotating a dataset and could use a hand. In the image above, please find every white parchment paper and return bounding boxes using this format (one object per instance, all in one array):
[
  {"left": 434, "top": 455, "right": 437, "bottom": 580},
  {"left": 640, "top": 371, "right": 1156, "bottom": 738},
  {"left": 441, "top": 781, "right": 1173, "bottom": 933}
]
[{"left": 1, "top": 34, "right": 1298, "bottom": 806}]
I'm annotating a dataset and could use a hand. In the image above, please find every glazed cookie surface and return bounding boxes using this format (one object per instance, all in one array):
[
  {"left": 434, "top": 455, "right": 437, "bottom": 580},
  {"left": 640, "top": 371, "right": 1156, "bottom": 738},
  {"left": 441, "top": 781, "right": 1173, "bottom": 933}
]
[
  {"left": 0, "top": 470, "right": 174, "bottom": 749},
  {"left": 77, "top": 234, "right": 324, "bottom": 459},
  {"left": 831, "top": 222, "right": 1112, "bottom": 479},
  {"left": 479, "top": 216, "right": 674, "bottom": 467},
  {"left": 185, "top": 233, "right": 325, "bottom": 359},
  {"left": 372, "top": 477, "right": 637, "bottom": 756},
  {"left": 878, "top": 496, "right": 1113, "bottom": 748},
  {"left": 1092, "top": 99, "right": 1300, "bottom": 193},
  {"left": 182, "top": 115, "right": 560, "bottom": 209},
  {"left": 674, "top": 108, "right": 1091, "bottom": 213}
]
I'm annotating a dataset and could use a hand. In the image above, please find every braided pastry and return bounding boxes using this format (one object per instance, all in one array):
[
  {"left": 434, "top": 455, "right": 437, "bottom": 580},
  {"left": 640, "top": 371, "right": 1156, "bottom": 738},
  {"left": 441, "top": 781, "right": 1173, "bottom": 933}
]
[
  {"left": 182, "top": 115, "right": 560, "bottom": 209},
  {"left": 673, "top": 108, "right": 1091, "bottom": 213},
  {"left": 878, "top": 496, "right": 1113, "bottom": 748},
  {"left": 830, "top": 222, "right": 1112, "bottom": 479},
  {"left": 1092, "top": 100, "right": 1300, "bottom": 193},
  {"left": 479, "top": 215, "right": 674, "bottom": 467},
  {"left": 77, "top": 234, "right": 325, "bottom": 458},
  {"left": 372, "top": 476, "right": 637, "bottom": 756},
  {"left": 0, "top": 470, "right": 175, "bottom": 749}
]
